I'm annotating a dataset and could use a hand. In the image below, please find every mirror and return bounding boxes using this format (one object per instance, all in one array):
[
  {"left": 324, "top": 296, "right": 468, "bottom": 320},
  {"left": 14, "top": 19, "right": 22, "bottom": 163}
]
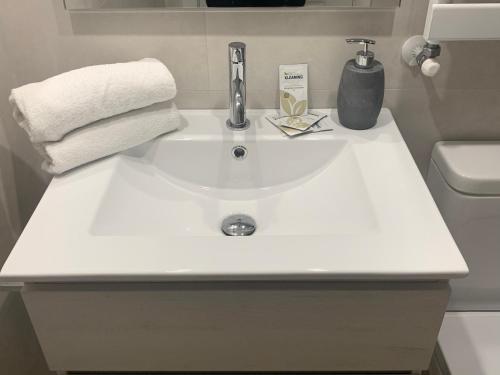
[{"left": 64, "top": 0, "right": 401, "bottom": 10}]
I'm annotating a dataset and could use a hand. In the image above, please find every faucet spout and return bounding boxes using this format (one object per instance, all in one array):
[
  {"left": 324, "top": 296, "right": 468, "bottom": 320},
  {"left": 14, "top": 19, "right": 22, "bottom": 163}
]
[
  {"left": 231, "top": 72, "right": 245, "bottom": 125},
  {"left": 227, "top": 42, "right": 249, "bottom": 130}
]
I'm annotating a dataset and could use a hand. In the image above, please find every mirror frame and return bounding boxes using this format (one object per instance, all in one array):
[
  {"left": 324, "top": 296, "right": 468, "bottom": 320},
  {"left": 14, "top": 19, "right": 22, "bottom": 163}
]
[{"left": 63, "top": 0, "right": 402, "bottom": 11}]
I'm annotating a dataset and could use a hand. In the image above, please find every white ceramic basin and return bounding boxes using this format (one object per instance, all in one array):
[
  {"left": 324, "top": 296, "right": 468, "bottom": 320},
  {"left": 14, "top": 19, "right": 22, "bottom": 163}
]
[
  {"left": 92, "top": 114, "right": 372, "bottom": 237},
  {"left": 0, "top": 109, "right": 468, "bottom": 282},
  {"left": 149, "top": 135, "right": 341, "bottom": 190}
]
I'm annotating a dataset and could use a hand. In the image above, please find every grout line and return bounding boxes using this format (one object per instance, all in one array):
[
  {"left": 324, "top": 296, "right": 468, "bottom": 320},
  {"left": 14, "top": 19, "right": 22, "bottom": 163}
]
[
  {"left": 0, "top": 282, "right": 24, "bottom": 291},
  {"left": 202, "top": 9, "right": 212, "bottom": 91},
  {"left": 176, "top": 88, "right": 500, "bottom": 94}
]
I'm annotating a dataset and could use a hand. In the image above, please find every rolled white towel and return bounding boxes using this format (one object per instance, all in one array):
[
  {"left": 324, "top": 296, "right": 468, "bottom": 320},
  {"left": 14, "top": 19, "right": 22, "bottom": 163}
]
[
  {"left": 35, "top": 101, "right": 181, "bottom": 175},
  {"left": 10, "top": 58, "right": 176, "bottom": 143}
]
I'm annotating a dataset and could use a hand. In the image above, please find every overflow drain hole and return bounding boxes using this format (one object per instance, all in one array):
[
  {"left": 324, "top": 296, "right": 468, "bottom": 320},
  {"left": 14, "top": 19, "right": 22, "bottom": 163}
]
[{"left": 232, "top": 145, "right": 247, "bottom": 160}]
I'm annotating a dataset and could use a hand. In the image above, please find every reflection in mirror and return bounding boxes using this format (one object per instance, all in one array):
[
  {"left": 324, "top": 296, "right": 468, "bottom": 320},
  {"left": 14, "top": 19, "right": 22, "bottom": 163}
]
[{"left": 64, "top": 0, "right": 401, "bottom": 10}]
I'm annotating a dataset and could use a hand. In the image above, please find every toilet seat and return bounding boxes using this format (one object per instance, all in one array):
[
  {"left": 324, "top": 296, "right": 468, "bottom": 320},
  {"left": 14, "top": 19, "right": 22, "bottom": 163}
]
[{"left": 438, "top": 312, "right": 500, "bottom": 375}]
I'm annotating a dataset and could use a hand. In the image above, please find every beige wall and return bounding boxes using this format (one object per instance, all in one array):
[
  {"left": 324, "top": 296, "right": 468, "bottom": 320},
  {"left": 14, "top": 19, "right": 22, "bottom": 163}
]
[
  {"left": 0, "top": 25, "right": 18, "bottom": 268},
  {"left": 0, "top": 0, "right": 499, "bottom": 373},
  {"left": 0, "top": 14, "right": 53, "bottom": 375},
  {"left": 1, "top": 1, "right": 500, "bottom": 180}
]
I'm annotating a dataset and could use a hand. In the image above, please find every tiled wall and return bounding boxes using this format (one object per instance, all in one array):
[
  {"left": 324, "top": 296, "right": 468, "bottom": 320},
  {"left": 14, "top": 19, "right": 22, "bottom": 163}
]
[
  {"left": 2, "top": 1, "right": 500, "bottom": 182},
  {"left": 0, "top": 1, "right": 499, "bottom": 373}
]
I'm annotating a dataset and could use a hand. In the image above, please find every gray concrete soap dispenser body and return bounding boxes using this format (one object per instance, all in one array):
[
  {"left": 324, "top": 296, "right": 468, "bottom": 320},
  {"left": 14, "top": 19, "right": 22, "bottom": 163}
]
[{"left": 337, "top": 39, "right": 384, "bottom": 130}]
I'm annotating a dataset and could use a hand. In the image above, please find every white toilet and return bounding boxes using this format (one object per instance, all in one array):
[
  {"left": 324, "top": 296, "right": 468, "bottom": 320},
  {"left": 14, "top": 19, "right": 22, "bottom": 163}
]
[{"left": 427, "top": 141, "right": 500, "bottom": 375}]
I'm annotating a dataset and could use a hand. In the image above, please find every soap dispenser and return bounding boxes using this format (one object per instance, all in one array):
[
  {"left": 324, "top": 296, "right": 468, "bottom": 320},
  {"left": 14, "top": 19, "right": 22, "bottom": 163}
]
[{"left": 337, "top": 38, "right": 384, "bottom": 130}]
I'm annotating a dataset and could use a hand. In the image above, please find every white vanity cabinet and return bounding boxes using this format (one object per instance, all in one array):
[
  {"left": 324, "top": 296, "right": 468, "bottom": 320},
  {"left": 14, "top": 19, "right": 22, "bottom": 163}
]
[
  {"left": 23, "top": 281, "right": 448, "bottom": 372},
  {"left": 1, "top": 109, "right": 466, "bottom": 373}
]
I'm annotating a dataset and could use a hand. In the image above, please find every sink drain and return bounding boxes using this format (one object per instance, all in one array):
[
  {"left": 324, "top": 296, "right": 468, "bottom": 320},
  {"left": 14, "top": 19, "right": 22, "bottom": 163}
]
[{"left": 221, "top": 214, "right": 256, "bottom": 236}]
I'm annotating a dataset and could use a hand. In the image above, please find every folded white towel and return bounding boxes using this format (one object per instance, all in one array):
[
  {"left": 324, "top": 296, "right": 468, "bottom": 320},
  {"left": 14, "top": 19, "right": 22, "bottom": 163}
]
[
  {"left": 10, "top": 58, "right": 176, "bottom": 143},
  {"left": 35, "top": 101, "right": 180, "bottom": 175}
]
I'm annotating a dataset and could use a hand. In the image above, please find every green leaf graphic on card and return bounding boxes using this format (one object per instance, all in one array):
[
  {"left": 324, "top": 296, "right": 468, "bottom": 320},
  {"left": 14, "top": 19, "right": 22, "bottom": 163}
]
[
  {"left": 285, "top": 116, "right": 310, "bottom": 130},
  {"left": 280, "top": 90, "right": 294, "bottom": 116},
  {"left": 293, "top": 100, "right": 307, "bottom": 116}
]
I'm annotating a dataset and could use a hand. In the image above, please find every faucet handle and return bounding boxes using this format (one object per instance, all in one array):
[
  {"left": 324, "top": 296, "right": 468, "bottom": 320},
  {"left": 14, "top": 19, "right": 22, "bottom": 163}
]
[{"left": 229, "top": 42, "right": 246, "bottom": 63}]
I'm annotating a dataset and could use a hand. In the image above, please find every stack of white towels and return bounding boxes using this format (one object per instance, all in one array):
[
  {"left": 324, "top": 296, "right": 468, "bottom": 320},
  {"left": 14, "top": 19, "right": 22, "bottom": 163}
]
[{"left": 9, "top": 58, "right": 180, "bottom": 174}]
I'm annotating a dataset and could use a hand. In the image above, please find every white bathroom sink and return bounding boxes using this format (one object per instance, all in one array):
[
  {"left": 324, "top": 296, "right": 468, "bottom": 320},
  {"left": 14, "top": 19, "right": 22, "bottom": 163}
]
[
  {"left": 92, "top": 121, "right": 370, "bottom": 237},
  {"left": 147, "top": 131, "right": 341, "bottom": 191},
  {"left": 0, "top": 109, "right": 468, "bottom": 282}
]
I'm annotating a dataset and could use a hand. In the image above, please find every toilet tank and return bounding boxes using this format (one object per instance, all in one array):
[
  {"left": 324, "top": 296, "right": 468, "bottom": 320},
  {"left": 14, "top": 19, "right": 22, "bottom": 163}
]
[{"left": 427, "top": 141, "right": 500, "bottom": 311}]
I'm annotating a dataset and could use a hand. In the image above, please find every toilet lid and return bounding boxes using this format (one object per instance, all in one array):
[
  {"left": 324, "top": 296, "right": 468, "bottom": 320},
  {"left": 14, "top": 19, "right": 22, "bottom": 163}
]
[
  {"left": 432, "top": 141, "right": 500, "bottom": 195},
  {"left": 439, "top": 312, "right": 500, "bottom": 375}
]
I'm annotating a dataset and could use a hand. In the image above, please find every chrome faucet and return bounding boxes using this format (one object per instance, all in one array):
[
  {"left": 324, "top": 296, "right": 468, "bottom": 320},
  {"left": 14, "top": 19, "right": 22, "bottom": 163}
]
[{"left": 227, "top": 42, "right": 249, "bottom": 130}]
